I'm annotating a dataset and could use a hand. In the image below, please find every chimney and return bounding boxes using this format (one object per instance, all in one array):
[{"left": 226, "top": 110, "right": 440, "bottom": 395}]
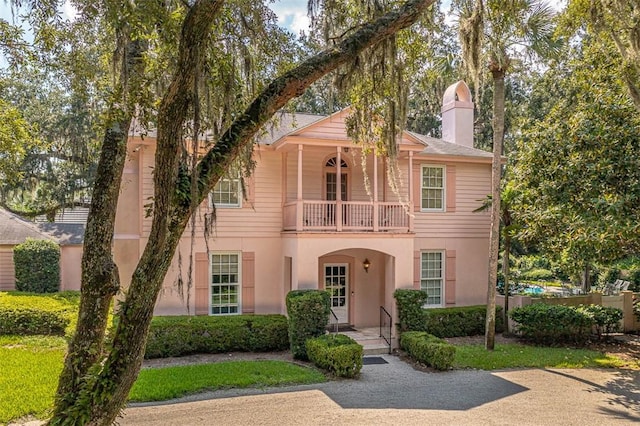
[{"left": 441, "top": 81, "right": 474, "bottom": 148}]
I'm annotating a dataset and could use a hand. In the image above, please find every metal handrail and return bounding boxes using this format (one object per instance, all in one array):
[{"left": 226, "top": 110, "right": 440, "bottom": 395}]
[
  {"left": 329, "top": 308, "right": 339, "bottom": 334},
  {"left": 379, "top": 306, "right": 392, "bottom": 354}
]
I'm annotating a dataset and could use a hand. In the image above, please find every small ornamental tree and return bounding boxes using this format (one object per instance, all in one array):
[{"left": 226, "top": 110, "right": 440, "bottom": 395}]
[{"left": 13, "top": 238, "right": 60, "bottom": 293}]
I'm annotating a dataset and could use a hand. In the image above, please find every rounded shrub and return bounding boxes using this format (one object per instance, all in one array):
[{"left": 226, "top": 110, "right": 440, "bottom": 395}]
[
  {"left": 13, "top": 238, "right": 60, "bottom": 293},
  {"left": 306, "top": 334, "right": 362, "bottom": 378}
]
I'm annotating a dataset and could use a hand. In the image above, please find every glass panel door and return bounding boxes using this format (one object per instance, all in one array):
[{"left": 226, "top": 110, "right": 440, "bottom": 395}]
[{"left": 324, "top": 263, "right": 349, "bottom": 323}]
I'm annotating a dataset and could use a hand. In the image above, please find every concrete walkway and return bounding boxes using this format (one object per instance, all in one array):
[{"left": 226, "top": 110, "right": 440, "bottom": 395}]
[{"left": 122, "top": 355, "right": 640, "bottom": 425}]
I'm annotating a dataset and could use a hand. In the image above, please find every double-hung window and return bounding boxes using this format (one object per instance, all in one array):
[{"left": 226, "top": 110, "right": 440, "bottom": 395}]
[
  {"left": 421, "top": 251, "right": 444, "bottom": 307},
  {"left": 421, "top": 165, "right": 444, "bottom": 211},
  {"left": 211, "top": 253, "right": 241, "bottom": 315},
  {"left": 211, "top": 175, "right": 241, "bottom": 208}
]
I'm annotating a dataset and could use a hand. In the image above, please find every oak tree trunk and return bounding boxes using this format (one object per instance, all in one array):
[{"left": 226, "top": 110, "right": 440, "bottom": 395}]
[{"left": 49, "top": 1, "right": 436, "bottom": 424}]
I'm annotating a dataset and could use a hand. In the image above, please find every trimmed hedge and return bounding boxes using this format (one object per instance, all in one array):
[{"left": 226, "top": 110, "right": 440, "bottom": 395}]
[
  {"left": 400, "top": 331, "right": 455, "bottom": 371},
  {"left": 394, "top": 289, "right": 504, "bottom": 337},
  {"left": 421, "top": 305, "right": 505, "bottom": 337},
  {"left": 509, "top": 303, "right": 623, "bottom": 345},
  {"left": 306, "top": 334, "right": 363, "bottom": 378},
  {"left": 286, "top": 290, "right": 330, "bottom": 360},
  {"left": 13, "top": 238, "right": 60, "bottom": 293},
  {"left": 0, "top": 292, "right": 78, "bottom": 336},
  {"left": 144, "top": 315, "right": 289, "bottom": 359}
]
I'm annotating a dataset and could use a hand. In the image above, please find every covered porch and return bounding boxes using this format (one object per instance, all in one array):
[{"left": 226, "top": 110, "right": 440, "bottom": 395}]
[{"left": 273, "top": 110, "right": 424, "bottom": 233}]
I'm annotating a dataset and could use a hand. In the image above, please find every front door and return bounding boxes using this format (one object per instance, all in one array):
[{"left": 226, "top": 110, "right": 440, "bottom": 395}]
[{"left": 324, "top": 263, "right": 349, "bottom": 323}]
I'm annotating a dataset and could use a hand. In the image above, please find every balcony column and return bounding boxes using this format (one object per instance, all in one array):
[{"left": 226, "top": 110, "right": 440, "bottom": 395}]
[
  {"left": 336, "top": 146, "right": 342, "bottom": 231},
  {"left": 408, "top": 150, "right": 414, "bottom": 232},
  {"left": 373, "top": 149, "right": 379, "bottom": 232},
  {"left": 296, "top": 145, "right": 303, "bottom": 231}
]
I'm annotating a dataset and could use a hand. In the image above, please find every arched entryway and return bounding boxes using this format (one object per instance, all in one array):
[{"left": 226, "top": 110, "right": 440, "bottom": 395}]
[{"left": 318, "top": 248, "right": 394, "bottom": 328}]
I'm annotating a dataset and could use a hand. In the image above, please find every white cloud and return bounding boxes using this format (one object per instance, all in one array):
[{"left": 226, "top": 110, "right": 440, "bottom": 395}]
[{"left": 269, "top": 1, "right": 310, "bottom": 34}]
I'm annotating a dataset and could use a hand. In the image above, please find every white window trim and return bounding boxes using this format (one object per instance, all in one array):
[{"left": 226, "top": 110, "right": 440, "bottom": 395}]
[
  {"left": 209, "top": 176, "right": 243, "bottom": 208},
  {"left": 209, "top": 251, "right": 242, "bottom": 315},
  {"left": 420, "top": 250, "right": 445, "bottom": 308},
  {"left": 420, "top": 164, "right": 446, "bottom": 212}
]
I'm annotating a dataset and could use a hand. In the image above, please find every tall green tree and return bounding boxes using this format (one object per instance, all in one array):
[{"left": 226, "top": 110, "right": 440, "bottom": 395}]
[
  {"left": 514, "top": 37, "right": 640, "bottom": 282},
  {"left": 565, "top": 0, "right": 640, "bottom": 113},
  {"left": 2, "top": 1, "right": 440, "bottom": 424},
  {"left": 456, "top": 0, "right": 559, "bottom": 349}
]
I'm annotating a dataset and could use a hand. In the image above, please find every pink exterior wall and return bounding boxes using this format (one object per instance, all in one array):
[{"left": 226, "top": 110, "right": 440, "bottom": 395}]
[
  {"left": 0, "top": 246, "right": 14, "bottom": 291},
  {"left": 114, "top": 108, "right": 493, "bottom": 328},
  {"left": 60, "top": 245, "right": 83, "bottom": 291},
  {"left": 0, "top": 244, "right": 83, "bottom": 291}
]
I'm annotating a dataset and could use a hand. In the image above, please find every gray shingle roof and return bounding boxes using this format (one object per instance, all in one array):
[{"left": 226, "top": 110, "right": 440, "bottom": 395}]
[
  {"left": 0, "top": 209, "right": 85, "bottom": 246},
  {"left": 407, "top": 132, "right": 493, "bottom": 159},
  {"left": 0, "top": 209, "right": 53, "bottom": 245},
  {"left": 37, "top": 223, "right": 85, "bottom": 245}
]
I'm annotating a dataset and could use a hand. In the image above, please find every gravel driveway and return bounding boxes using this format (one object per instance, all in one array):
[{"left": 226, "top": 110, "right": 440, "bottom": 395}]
[{"left": 123, "top": 354, "right": 640, "bottom": 425}]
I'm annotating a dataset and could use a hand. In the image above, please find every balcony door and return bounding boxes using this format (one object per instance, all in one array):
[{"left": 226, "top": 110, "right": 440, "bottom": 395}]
[{"left": 324, "top": 157, "right": 348, "bottom": 226}]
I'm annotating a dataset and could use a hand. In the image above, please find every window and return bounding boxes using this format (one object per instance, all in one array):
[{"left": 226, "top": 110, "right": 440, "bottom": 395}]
[
  {"left": 421, "top": 165, "right": 444, "bottom": 211},
  {"left": 211, "top": 253, "right": 241, "bottom": 315},
  {"left": 211, "top": 176, "right": 241, "bottom": 207},
  {"left": 421, "top": 251, "right": 444, "bottom": 306}
]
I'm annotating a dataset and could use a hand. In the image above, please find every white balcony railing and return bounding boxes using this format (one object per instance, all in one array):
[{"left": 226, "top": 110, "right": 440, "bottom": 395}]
[{"left": 283, "top": 200, "right": 411, "bottom": 232}]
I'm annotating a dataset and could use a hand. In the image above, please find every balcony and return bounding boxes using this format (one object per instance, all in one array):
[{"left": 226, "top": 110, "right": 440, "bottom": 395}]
[{"left": 283, "top": 200, "right": 411, "bottom": 232}]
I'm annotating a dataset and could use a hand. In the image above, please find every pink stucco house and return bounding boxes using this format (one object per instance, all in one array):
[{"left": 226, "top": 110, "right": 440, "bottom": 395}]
[{"left": 114, "top": 81, "right": 492, "bottom": 331}]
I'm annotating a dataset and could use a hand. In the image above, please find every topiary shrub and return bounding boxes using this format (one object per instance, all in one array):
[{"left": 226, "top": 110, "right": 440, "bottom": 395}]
[
  {"left": 394, "top": 289, "right": 429, "bottom": 333},
  {"left": 286, "top": 290, "right": 330, "bottom": 360},
  {"left": 13, "top": 238, "right": 60, "bottom": 293},
  {"left": 306, "top": 334, "right": 363, "bottom": 378},
  {"left": 400, "top": 331, "right": 456, "bottom": 371},
  {"left": 144, "top": 315, "right": 289, "bottom": 359}
]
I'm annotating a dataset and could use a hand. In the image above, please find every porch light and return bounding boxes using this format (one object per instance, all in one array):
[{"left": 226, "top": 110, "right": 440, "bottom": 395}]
[{"left": 363, "top": 258, "right": 371, "bottom": 273}]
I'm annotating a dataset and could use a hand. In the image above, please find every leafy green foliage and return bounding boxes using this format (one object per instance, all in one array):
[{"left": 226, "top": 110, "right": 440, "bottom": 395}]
[
  {"left": 0, "top": 99, "right": 40, "bottom": 186},
  {"left": 519, "top": 268, "right": 554, "bottom": 281},
  {"left": 400, "top": 331, "right": 455, "bottom": 371},
  {"left": 285, "top": 290, "right": 330, "bottom": 360},
  {"left": 0, "top": 306, "right": 68, "bottom": 336},
  {"left": 13, "top": 239, "right": 60, "bottom": 293},
  {"left": 144, "top": 315, "right": 289, "bottom": 359},
  {"left": 576, "top": 305, "right": 623, "bottom": 337},
  {"left": 0, "top": 291, "right": 80, "bottom": 336},
  {"left": 509, "top": 303, "right": 623, "bottom": 344},
  {"left": 394, "top": 289, "right": 429, "bottom": 332},
  {"left": 395, "top": 290, "right": 504, "bottom": 337},
  {"left": 306, "top": 334, "right": 363, "bottom": 378},
  {"left": 421, "top": 305, "right": 505, "bottom": 337},
  {"left": 514, "top": 37, "right": 640, "bottom": 265},
  {"left": 130, "top": 361, "right": 326, "bottom": 402}
]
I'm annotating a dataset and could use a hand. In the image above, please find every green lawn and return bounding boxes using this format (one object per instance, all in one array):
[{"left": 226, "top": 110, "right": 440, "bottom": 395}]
[
  {"left": 0, "top": 336, "right": 67, "bottom": 423},
  {"left": 0, "top": 335, "right": 325, "bottom": 424},
  {"left": 454, "top": 343, "right": 626, "bottom": 370},
  {"left": 130, "top": 361, "right": 326, "bottom": 402}
]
